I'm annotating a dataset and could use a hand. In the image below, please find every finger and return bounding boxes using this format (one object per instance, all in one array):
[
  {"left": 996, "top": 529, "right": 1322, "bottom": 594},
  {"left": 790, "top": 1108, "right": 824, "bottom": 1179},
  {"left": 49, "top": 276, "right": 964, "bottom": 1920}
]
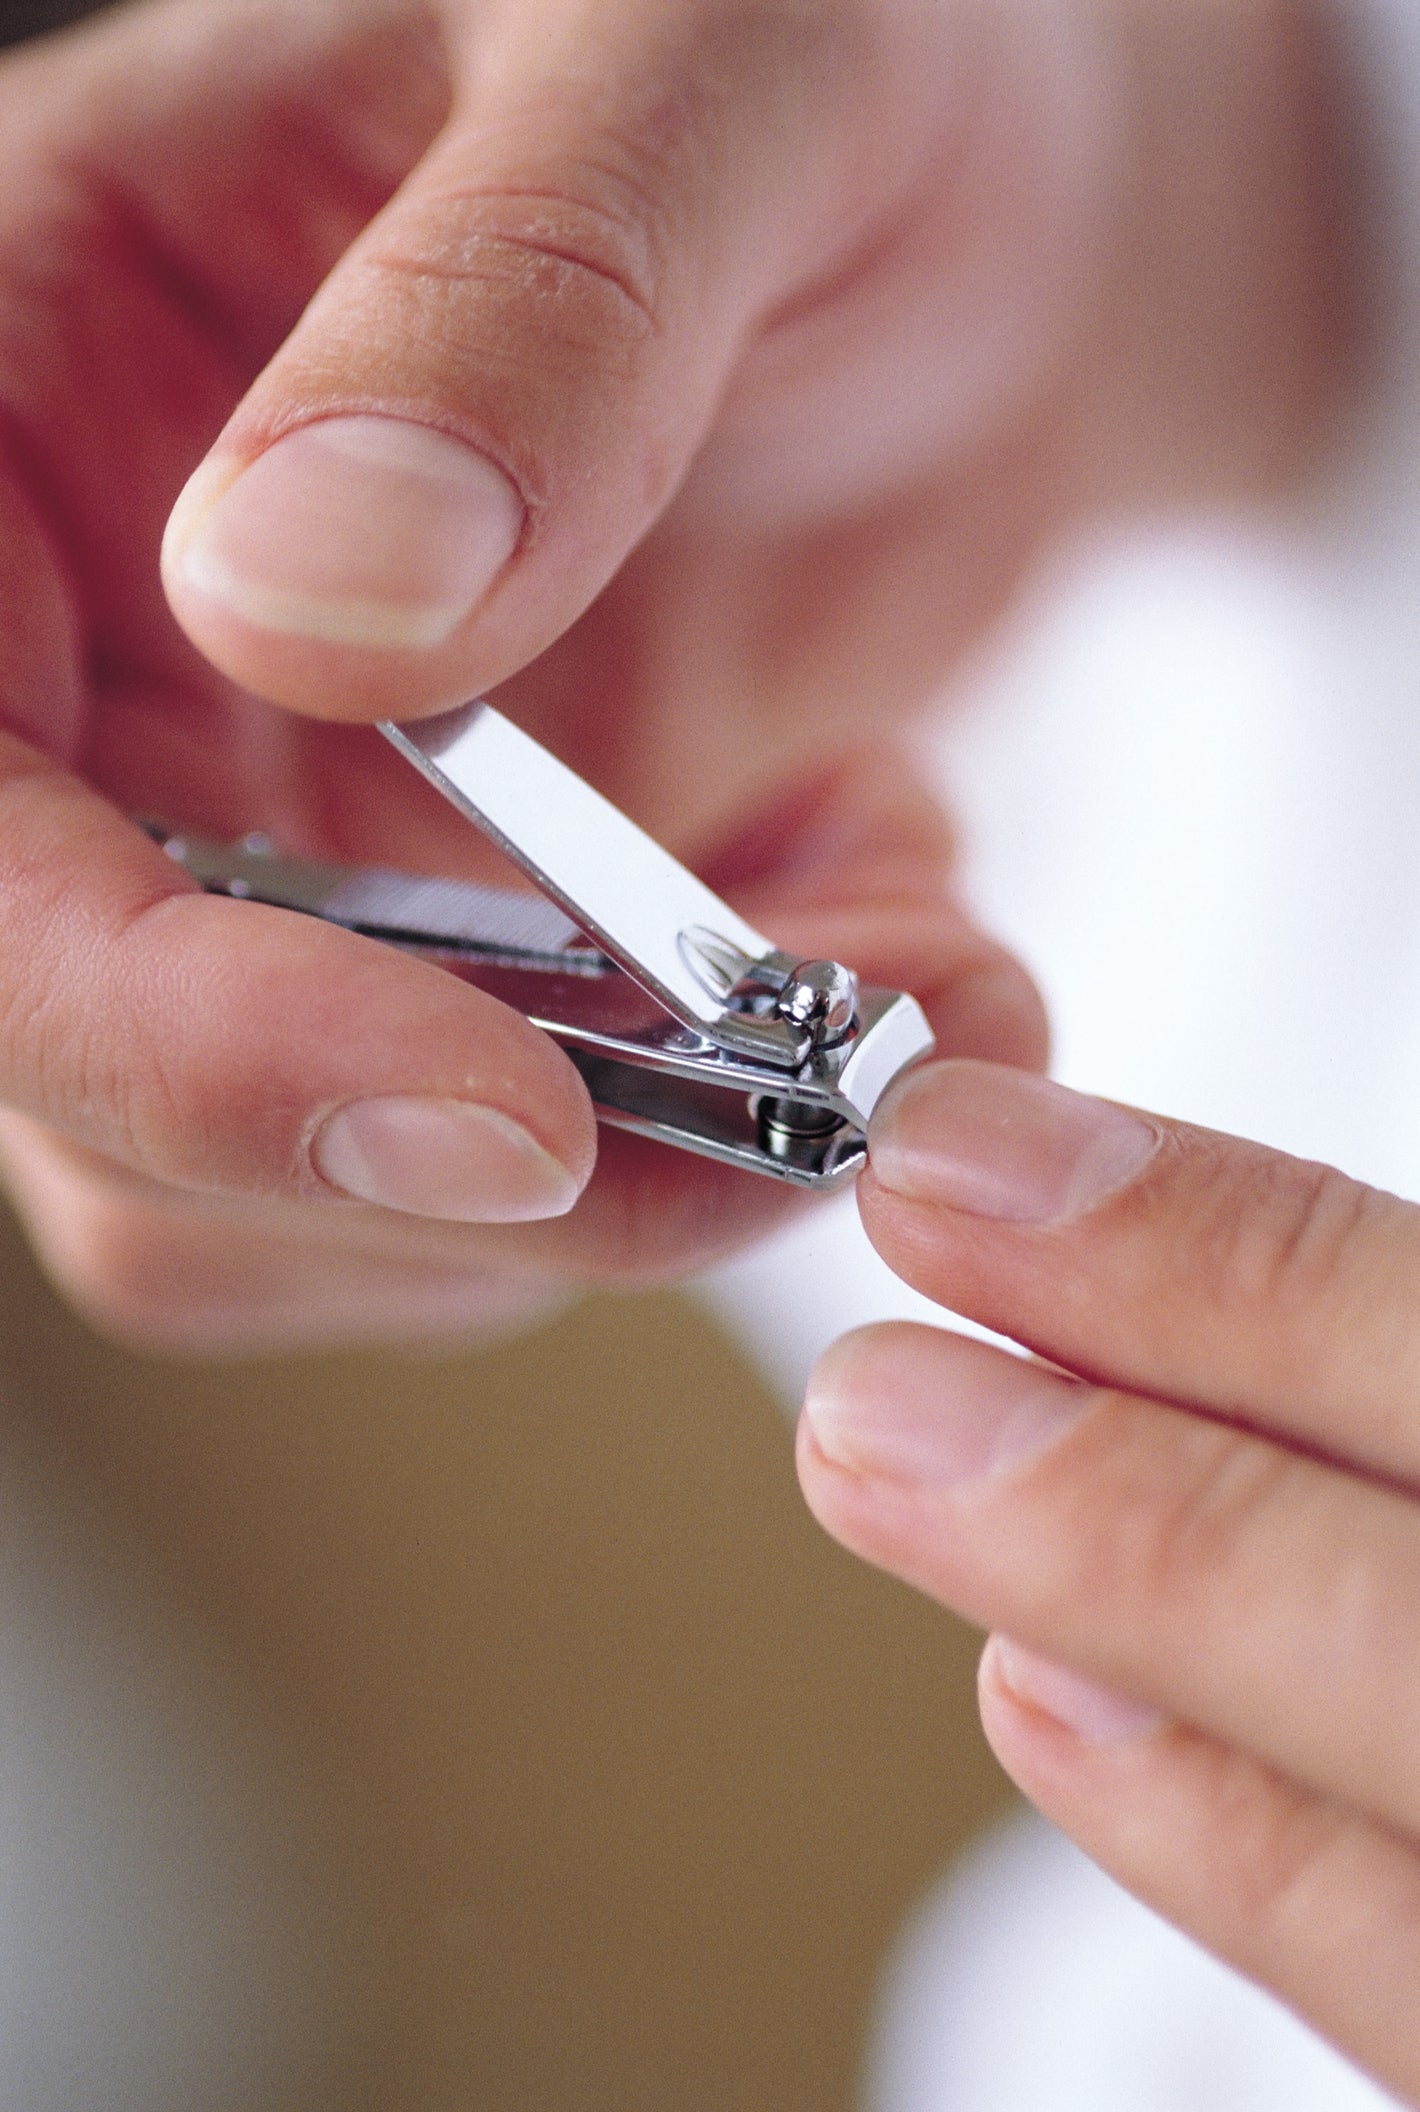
[
  {"left": 0, "top": 0, "right": 453, "bottom": 700},
  {"left": 697, "top": 741, "right": 962, "bottom": 906},
  {"left": 0, "top": 1114, "right": 571, "bottom": 1356},
  {"left": 0, "top": 796, "right": 1046, "bottom": 1348},
  {"left": 0, "top": 1105, "right": 798, "bottom": 1352},
  {"left": 977, "top": 1638, "right": 1420, "bottom": 2107},
  {"left": 797, "top": 1323, "right": 1420, "bottom": 1845},
  {"left": 0, "top": 732, "right": 596, "bottom": 1219},
  {"left": 858, "top": 1060, "right": 1420, "bottom": 1485},
  {"left": 507, "top": 859, "right": 1049, "bottom": 1271},
  {"left": 160, "top": 0, "right": 931, "bottom": 717}
]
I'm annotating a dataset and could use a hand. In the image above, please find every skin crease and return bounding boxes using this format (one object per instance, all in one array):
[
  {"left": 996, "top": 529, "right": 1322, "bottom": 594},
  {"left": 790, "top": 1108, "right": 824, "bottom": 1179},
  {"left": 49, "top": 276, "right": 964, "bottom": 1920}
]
[{"left": 0, "top": 1, "right": 1405, "bottom": 2082}]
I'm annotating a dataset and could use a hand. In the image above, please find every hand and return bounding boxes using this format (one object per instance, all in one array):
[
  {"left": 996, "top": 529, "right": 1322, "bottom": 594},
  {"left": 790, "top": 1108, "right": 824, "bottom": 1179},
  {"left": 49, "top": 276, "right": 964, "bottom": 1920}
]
[
  {"left": 799, "top": 1058, "right": 1420, "bottom": 2101},
  {"left": 0, "top": 753, "right": 1042, "bottom": 1350},
  {"left": 0, "top": 0, "right": 1346, "bottom": 1348}
]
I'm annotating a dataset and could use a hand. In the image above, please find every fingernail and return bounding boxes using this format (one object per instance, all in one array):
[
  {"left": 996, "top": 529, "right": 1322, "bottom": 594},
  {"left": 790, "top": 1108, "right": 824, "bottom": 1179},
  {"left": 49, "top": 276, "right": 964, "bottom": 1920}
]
[
  {"left": 991, "top": 1637, "right": 1163, "bottom": 1745},
  {"left": 803, "top": 1325, "right": 1090, "bottom": 1487},
  {"left": 165, "top": 417, "right": 523, "bottom": 649},
  {"left": 312, "top": 1096, "right": 581, "bottom": 1222},
  {"left": 870, "top": 1060, "right": 1159, "bottom": 1224}
]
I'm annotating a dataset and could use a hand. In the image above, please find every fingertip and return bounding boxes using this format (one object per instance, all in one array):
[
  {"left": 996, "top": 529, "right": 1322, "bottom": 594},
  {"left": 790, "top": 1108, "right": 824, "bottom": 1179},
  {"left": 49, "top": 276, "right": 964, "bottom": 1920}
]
[
  {"left": 25, "top": 863, "right": 600, "bottom": 1213},
  {"left": 802, "top": 1322, "right": 924, "bottom": 1436},
  {"left": 796, "top": 1322, "right": 933, "bottom": 1517},
  {"left": 980, "top": 1634, "right": 1164, "bottom": 1762},
  {"left": 864, "top": 1060, "right": 1161, "bottom": 1229},
  {"left": 161, "top": 417, "right": 526, "bottom": 719},
  {"left": 309, "top": 1094, "right": 587, "bottom": 1224}
]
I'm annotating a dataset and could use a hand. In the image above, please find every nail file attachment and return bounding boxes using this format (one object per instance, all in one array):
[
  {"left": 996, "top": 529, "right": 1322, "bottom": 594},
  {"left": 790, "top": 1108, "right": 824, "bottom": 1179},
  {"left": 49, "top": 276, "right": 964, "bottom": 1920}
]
[{"left": 150, "top": 702, "right": 935, "bottom": 1190}]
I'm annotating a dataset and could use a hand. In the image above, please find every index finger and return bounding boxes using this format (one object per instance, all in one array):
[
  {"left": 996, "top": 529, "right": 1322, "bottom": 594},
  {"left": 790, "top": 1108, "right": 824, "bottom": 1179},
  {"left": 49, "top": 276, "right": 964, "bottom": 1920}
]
[{"left": 859, "top": 1059, "right": 1420, "bottom": 1486}]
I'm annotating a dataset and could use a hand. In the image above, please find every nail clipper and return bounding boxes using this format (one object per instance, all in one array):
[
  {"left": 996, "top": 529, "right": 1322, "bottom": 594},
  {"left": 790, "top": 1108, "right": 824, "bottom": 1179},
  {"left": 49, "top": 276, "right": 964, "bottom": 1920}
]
[{"left": 150, "top": 702, "right": 935, "bottom": 1190}]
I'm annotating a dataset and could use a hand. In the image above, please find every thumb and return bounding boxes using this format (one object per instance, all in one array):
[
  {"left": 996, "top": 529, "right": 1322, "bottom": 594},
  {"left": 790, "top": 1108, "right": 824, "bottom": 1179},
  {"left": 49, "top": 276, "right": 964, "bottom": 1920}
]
[{"left": 162, "top": 0, "right": 904, "bottom": 720}]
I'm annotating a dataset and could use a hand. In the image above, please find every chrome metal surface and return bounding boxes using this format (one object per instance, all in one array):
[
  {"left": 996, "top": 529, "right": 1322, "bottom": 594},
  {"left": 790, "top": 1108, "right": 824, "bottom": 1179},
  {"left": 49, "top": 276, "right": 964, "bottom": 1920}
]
[
  {"left": 147, "top": 702, "right": 933, "bottom": 1188},
  {"left": 149, "top": 825, "right": 599, "bottom": 971},
  {"left": 381, "top": 705, "right": 813, "bottom": 1069},
  {"left": 775, "top": 959, "right": 860, "bottom": 1047}
]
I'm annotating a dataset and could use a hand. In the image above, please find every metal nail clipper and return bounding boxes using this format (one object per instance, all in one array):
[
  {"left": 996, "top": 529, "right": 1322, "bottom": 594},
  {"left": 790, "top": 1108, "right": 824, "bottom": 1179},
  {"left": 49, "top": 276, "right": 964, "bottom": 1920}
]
[{"left": 150, "top": 701, "right": 935, "bottom": 1190}]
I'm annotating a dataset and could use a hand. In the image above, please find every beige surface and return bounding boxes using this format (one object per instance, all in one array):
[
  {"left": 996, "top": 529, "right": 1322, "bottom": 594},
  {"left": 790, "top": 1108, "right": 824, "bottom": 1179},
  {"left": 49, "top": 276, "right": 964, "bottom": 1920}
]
[{"left": 0, "top": 1197, "right": 1014, "bottom": 2110}]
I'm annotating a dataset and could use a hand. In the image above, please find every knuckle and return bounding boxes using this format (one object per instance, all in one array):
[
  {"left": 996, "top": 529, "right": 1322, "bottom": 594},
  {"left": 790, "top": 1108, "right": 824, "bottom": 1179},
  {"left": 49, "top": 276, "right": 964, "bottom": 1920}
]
[
  {"left": 324, "top": 171, "right": 681, "bottom": 509},
  {"left": 1134, "top": 1420, "right": 1298, "bottom": 1614},
  {"left": 0, "top": 929, "right": 135, "bottom": 1157},
  {"left": 363, "top": 177, "right": 668, "bottom": 348},
  {"left": 0, "top": 818, "right": 193, "bottom": 1170},
  {"left": 1218, "top": 1752, "right": 1363, "bottom": 1942},
  {"left": 1179, "top": 1142, "right": 1412, "bottom": 1391},
  {"left": 1218, "top": 1153, "right": 1377, "bottom": 1315},
  {"left": 1141, "top": 1427, "right": 1301, "bottom": 1605}
]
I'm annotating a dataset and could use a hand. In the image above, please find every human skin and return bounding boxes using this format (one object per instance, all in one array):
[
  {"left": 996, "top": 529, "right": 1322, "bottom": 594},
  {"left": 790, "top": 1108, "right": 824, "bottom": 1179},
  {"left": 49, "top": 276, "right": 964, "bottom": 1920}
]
[
  {"left": 0, "top": 0, "right": 1351, "bottom": 1349},
  {"left": 800, "top": 1061, "right": 1420, "bottom": 2100}
]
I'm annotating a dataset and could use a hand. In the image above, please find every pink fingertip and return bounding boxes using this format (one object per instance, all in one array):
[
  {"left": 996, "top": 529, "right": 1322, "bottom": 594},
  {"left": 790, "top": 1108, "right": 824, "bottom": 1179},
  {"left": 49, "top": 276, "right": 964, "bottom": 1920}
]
[{"left": 988, "top": 1636, "right": 1163, "bottom": 1747}]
